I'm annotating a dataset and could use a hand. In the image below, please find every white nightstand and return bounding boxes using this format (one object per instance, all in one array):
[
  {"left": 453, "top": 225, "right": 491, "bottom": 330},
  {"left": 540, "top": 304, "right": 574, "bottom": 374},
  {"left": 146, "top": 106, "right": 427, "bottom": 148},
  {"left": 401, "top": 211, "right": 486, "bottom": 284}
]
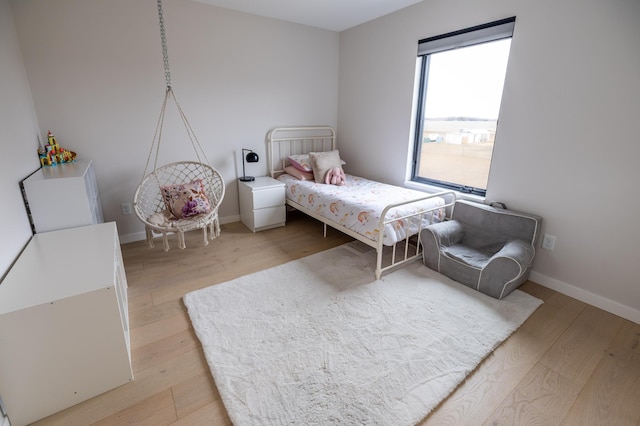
[{"left": 238, "top": 176, "right": 286, "bottom": 232}]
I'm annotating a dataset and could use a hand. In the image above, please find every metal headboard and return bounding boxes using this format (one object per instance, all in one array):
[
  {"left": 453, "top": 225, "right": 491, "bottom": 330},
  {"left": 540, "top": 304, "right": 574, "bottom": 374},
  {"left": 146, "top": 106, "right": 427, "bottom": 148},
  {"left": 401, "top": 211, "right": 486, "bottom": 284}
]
[{"left": 267, "top": 126, "right": 336, "bottom": 178}]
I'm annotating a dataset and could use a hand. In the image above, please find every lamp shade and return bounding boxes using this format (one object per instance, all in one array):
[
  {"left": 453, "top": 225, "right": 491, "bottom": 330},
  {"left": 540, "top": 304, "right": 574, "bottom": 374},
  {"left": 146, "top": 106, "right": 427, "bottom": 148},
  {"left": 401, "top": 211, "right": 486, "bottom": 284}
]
[
  {"left": 240, "top": 149, "right": 259, "bottom": 182},
  {"left": 246, "top": 151, "right": 259, "bottom": 163}
]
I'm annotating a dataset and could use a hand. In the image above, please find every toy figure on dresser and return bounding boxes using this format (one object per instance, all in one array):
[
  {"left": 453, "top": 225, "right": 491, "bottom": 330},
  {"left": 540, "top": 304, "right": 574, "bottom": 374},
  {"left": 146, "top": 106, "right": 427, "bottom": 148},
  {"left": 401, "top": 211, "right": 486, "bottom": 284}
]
[{"left": 38, "top": 131, "right": 77, "bottom": 166}]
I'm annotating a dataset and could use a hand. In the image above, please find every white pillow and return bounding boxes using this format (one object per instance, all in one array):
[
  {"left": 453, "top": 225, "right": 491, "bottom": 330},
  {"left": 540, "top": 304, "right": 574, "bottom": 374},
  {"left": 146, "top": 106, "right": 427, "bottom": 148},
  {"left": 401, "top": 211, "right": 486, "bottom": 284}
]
[{"left": 309, "top": 150, "right": 343, "bottom": 183}]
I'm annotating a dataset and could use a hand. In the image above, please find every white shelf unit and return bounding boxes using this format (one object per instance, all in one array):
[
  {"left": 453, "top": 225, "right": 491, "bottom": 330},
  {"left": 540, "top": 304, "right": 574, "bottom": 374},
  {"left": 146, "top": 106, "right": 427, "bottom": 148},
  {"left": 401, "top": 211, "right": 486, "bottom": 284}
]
[
  {"left": 239, "top": 176, "right": 286, "bottom": 232},
  {"left": 22, "top": 159, "right": 104, "bottom": 233},
  {"left": 0, "top": 223, "right": 133, "bottom": 426}
]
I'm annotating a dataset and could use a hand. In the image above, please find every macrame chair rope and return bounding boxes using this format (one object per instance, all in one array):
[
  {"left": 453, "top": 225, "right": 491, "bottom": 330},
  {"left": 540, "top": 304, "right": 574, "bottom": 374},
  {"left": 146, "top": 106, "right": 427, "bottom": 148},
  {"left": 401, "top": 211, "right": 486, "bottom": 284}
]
[
  {"left": 141, "top": 88, "right": 213, "bottom": 182},
  {"left": 134, "top": 0, "right": 225, "bottom": 251}
]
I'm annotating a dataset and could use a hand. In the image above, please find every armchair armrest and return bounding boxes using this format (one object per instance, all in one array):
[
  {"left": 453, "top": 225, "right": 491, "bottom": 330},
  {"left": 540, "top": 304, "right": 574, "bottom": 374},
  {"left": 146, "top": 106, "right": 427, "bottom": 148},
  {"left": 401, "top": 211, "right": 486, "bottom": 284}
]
[
  {"left": 489, "top": 239, "right": 535, "bottom": 270},
  {"left": 423, "top": 220, "right": 464, "bottom": 247},
  {"left": 420, "top": 220, "right": 464, "bottom": 271},
  {"left": 479, "top": 239, "right": 535, "bottom": 299}
]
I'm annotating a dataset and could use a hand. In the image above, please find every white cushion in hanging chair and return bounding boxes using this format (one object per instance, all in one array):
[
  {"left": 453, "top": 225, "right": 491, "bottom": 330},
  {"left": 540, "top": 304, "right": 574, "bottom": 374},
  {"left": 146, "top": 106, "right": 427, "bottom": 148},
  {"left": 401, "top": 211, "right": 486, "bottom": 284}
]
[{"left": 134, "top": 161, "right": 225, "bottom": 251}]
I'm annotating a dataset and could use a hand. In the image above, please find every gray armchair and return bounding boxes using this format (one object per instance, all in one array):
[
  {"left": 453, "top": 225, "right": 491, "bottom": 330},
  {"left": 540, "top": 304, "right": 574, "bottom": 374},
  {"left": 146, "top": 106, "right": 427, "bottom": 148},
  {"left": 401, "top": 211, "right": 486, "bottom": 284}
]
[{"left": 420, "top": 200, "right": 541, "bottom": 299}]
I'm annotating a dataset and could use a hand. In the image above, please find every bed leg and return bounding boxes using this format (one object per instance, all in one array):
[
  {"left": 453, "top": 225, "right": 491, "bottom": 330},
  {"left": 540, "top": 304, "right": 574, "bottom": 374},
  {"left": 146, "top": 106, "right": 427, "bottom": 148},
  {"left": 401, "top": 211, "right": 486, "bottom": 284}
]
[
  {"left": 323, "top": 223, "right": 327, "bottom": 238},
  {"left": 376, "top": 249, "right": 383, "bottom": 280}
]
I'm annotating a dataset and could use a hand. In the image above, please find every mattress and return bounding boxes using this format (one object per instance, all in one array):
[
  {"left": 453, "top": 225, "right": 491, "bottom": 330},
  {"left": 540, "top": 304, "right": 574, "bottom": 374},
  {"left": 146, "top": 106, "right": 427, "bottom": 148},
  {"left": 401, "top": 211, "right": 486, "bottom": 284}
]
[{"left": 277, "top": 173, "right": 445, "bottom": 245}]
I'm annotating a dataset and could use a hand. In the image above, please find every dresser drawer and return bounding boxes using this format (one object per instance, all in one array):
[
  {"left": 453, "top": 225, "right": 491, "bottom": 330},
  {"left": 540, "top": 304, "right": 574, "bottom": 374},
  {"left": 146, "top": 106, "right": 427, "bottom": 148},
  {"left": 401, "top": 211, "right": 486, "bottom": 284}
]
[
  {"left": 252, "top": 186, "right": 285, "bottom": 210},
  {"left": 254, "top": 206, "right": 286, "bottom": 229}
]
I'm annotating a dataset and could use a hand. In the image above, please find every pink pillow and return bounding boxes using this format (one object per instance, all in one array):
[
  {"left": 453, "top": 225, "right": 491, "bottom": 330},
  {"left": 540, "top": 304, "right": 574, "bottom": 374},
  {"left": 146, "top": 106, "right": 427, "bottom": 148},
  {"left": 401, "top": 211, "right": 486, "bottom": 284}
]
[
  {"left": 161, "top": 179, "right": 211, "bottom": 219},
  {"left": 287, "top": 154, "right": 313, "bottom": 172},
  {"left": 284, "top": 165, "right": 314, "bottom": 181}
]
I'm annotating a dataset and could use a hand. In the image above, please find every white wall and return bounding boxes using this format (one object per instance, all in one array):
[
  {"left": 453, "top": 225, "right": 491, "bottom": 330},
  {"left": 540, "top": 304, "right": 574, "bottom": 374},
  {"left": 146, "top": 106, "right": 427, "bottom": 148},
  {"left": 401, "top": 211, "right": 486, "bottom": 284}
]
[
  {"left": 10, "top": 0, "right": 339, "bottom": 242},
  {"left": 5, "top": 0, "right": 640, "bottom": 325},
  {"left": 338, "top": 0, "right": 640, "bottom": 322},
  {"left": 0, "top": 0, "right": 41, "bottom": 421},
  {"left": 0, "top": 0, "right": 41, "bottom": 278}
]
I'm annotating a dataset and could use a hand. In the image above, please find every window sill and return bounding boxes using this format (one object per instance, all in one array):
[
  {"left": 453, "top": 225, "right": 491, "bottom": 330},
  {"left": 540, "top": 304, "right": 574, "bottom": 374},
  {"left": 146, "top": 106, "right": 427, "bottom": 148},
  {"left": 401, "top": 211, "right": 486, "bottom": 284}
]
[{"left": 404, "top": 180, "right": 486, "bottom": 204}]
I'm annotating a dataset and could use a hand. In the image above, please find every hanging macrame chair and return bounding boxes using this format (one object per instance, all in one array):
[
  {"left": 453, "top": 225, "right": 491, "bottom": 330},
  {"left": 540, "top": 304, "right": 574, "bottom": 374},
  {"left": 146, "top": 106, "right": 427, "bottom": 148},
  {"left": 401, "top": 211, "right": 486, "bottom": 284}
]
[{"left": 133, "top": 0, "right": 225, "bottom": 251}]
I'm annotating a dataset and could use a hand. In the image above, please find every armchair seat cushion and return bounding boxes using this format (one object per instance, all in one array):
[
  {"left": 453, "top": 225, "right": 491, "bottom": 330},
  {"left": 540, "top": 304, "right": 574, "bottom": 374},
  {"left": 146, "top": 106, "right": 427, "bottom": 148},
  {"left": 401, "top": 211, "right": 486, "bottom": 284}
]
[
  {"left": 442, "top": 244, "right": 496, "bottom": 269},
  {"left": 420, "top": 200, "right": 541, "bottom": 299}
]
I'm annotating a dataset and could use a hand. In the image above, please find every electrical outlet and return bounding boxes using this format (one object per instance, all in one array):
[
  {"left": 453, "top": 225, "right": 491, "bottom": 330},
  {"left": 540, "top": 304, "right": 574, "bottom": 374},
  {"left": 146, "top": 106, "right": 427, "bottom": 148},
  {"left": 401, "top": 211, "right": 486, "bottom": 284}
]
[
  {"left": 541, "top": 234, "right": 556, "bottom": 251},
  {"left": 121, "top": 203, "right": 132, "bottom": 215}
]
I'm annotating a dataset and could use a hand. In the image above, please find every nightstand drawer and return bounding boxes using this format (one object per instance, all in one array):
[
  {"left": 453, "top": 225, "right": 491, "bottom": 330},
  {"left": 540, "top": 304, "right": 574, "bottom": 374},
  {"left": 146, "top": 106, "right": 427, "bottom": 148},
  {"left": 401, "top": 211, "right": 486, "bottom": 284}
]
[
  {"left": 254, "top": 206, "right": 286, "bottom": 229},
  {"left": 251, "top": 186, "right": 285, "bottom": 210}
]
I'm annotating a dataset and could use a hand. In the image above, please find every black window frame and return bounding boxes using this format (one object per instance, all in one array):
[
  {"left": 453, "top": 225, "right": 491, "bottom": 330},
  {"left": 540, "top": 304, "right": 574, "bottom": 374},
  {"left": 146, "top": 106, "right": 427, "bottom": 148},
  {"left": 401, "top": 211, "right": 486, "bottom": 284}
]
[{"left": 411, "top": 17, "right": 516, "bottom": 197}]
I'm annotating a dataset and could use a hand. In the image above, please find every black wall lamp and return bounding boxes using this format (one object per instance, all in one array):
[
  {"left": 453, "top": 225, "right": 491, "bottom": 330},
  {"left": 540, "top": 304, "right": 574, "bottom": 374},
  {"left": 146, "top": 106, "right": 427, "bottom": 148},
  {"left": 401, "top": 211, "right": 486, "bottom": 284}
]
[{"left": 240, "top": 149, "right": 259, "bottom": 182}]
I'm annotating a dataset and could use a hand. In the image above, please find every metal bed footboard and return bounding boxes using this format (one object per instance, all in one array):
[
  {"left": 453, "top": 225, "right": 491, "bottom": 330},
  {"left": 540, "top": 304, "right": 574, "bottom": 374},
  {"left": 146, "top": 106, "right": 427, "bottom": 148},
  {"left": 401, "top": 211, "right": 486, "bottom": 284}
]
[
  {"left": 374, "top": 191, "right": 456, "bottom": 279},
  {"left": 284, "top": 190, "right": 455, "bottom": 279}
]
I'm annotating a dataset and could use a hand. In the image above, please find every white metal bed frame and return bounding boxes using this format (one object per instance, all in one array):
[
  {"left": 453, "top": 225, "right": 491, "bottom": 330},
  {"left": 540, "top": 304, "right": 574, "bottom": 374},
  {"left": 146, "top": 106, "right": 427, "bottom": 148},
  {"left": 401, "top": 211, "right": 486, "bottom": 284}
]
[{"left": 267, "top": 126, "right": 456, "bottom": 279}]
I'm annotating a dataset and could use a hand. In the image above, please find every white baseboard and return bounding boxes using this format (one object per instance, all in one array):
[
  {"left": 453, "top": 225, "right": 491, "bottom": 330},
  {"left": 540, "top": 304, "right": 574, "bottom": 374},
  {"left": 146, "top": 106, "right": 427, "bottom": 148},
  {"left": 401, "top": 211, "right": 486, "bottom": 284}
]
[
  {"left": 530, "top": 271, "right": 640, "bottom": 324},
  {"left": 119, "top": 231, "right": 147, "bottom": 244},
  {"left": 118, "top": 214, "right": 240, "bottom": 244}
]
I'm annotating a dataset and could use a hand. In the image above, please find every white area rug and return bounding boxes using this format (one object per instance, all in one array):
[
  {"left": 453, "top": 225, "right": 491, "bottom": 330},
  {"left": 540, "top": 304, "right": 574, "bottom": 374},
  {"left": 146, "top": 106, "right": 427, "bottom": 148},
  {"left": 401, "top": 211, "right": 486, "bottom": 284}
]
[{"left": 184, "top": 242, "right": 542, "bottom": 425}]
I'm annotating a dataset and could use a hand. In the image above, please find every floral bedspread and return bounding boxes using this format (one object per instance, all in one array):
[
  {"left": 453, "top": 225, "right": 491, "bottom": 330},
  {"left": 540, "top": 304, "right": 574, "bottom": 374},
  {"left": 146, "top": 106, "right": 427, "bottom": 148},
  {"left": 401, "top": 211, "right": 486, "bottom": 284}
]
[{"left": 277, "top": 173, "right": 445, "bottom": 245}]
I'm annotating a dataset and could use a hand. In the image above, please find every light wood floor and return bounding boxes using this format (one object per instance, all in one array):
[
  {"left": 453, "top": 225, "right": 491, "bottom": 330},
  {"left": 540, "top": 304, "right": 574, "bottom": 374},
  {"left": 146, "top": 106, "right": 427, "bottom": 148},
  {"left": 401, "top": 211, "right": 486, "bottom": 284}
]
[{"left": 32, "top": 212, "right": 640, "bottom": 425}]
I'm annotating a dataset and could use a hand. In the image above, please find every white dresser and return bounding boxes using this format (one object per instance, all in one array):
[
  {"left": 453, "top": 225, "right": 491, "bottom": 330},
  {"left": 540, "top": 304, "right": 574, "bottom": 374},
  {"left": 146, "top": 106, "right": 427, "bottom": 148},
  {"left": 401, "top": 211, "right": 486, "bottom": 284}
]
[
  {"left": 22, "top": 159, "right": 103, "bottom": 233},
  {"left": 239, "top": 176, "right": 286, "bottom": 232},
  {"left": 0, "top": 223, "right": 133, "bottom": 426}
]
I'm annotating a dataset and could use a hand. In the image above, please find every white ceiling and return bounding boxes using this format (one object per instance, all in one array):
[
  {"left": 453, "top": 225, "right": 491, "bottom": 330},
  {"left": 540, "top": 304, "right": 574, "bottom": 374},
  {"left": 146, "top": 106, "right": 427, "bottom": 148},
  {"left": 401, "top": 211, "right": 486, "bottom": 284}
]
[{"left": 192, "top": 0, "right": 423, "bottom": 32}]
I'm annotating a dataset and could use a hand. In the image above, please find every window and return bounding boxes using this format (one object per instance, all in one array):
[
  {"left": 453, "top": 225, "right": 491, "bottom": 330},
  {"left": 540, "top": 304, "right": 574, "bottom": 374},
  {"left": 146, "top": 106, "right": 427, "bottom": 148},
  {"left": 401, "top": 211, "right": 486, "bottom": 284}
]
[{"left": 412, "top": 18, "right": 515, "bottom": 196}]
